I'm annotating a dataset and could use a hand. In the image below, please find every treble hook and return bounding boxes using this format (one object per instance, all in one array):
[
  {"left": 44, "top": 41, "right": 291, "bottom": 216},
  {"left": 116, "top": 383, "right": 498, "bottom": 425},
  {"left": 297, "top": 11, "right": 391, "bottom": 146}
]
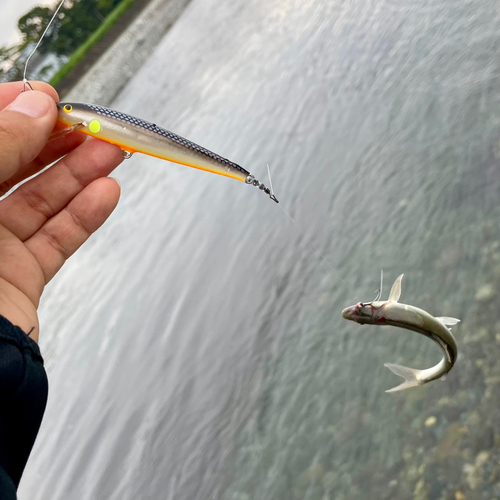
[
  {"left": 22, "top": 78, "right": 34, "bottom": 93},
  {"left": 360, "top": 270, "right": 384, "bottom": 306},
  {"left": 245, "top": 164, "right": 279, "bottom": 203}
]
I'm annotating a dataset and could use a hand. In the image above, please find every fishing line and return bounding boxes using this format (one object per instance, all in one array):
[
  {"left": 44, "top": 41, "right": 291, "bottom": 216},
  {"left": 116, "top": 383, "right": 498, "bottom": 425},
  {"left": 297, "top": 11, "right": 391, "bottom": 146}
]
[
  {"left": 266, "top": 165, "right": 346, "bottom": 286},
  {"left": 22, "top": 0, "right": 67, "bottom": 91},
  {"left": 21, "top": 3, "right": 347, "bottom": 293},
  {"left": 272, "top": 181, "right": 381, "bottom": 297},
  {"left": 277, "top": 203, "right": 346, "bottom": 286}
]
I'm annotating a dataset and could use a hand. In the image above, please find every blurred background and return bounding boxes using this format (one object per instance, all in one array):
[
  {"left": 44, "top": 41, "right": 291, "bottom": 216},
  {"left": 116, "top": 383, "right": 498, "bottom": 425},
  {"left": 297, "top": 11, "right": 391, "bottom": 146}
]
[{"left": 2, "top": 0, "right": 500, "bottom": 499}]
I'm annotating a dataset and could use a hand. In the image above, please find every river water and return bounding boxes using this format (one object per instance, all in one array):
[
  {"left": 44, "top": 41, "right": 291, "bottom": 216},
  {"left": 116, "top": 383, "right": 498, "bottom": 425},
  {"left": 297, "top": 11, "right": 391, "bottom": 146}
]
[{"left": 19, "top": 0, "right": 500, "bottom": 499}]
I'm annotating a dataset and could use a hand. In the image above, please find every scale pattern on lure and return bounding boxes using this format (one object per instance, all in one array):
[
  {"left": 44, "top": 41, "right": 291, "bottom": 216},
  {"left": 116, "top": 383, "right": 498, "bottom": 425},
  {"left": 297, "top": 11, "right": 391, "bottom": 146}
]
[
  {"left": 86, "top": 104, "right": 248, "bottom": 175},
  {"left": 342, "top": 274, "right": 459, "bottom": 393},
  {"left": 55, "top": 102, "right": 278, "bottom": 202}
]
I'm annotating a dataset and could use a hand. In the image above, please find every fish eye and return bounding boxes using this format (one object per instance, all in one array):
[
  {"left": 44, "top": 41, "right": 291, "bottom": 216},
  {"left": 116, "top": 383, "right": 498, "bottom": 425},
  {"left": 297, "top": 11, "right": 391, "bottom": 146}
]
[{"left": 63, "top": 104, "right": 72, "bottom": 113}]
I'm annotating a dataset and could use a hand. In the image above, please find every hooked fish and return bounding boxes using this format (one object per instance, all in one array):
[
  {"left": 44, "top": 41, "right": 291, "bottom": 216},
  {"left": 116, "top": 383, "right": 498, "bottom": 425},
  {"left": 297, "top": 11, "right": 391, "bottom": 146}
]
[
  {"left": 54, "top": 102, "right": 278, "bottom": 203},
  {"left": 342, "top": 274, "right": 459, "bottom": 393}
]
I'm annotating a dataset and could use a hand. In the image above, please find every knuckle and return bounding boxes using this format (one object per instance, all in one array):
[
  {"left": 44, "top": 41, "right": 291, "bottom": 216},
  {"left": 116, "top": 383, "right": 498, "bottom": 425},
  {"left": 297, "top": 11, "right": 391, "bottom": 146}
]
[
  {"left": 0, "top": 118, "right": 21, "bottom": 145},
  {"left": 66, "top": 207, "right": 90, "bottom": 237},
  {"left": 21, "top": 182, "right": 55, "bottom": 220},
  {"left": 0, "top": 180, "right": 14, "bottom": 196},
  {"left": 39, "top": 226, "right": 70, "bottom": 260}
]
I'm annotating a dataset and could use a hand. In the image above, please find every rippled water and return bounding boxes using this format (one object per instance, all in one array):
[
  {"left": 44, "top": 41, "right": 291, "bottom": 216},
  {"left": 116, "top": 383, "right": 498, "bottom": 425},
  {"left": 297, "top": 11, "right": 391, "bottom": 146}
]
[{"left": 19, "top": 0, "right": 500, "bottom": 499}]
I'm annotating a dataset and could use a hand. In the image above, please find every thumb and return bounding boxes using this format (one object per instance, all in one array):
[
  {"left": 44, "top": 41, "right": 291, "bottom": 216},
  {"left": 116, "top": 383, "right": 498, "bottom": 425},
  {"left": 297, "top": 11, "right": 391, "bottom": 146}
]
[{"left": 0, "top": 90, "right": 57, "bottom": 185}]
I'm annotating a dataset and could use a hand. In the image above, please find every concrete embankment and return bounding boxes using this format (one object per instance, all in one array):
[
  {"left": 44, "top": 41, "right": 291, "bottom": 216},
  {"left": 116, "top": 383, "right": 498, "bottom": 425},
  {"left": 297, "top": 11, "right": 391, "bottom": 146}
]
[{"left": 62, "top": 0, "right": 193, "bottom": 105}]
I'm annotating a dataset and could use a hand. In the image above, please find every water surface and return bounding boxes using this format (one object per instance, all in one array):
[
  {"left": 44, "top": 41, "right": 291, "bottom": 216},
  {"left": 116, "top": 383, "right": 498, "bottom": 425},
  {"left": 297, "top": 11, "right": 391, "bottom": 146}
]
[{"left": 19, "top": 0, "right": 500, "bottom": 499}]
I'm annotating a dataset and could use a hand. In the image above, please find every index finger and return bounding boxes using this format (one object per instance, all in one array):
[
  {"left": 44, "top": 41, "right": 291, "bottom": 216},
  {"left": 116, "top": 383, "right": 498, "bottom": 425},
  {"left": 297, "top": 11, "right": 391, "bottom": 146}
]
[{"left": 0, "top": 81, "right": 59, "bottom": 111}]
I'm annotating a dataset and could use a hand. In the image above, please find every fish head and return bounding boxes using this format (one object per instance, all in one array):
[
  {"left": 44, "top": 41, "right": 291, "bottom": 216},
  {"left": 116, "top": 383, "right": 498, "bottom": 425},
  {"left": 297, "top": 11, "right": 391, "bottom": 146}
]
[{"left": 342, "top": 302, "right": 377, "bottom": 325}]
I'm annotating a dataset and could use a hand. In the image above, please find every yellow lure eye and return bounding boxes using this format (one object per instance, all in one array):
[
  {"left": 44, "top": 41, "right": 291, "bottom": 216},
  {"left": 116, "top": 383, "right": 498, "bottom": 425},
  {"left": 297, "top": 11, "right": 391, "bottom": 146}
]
[
  {"left": 63, "top": 104, "right": 72, "bottom": 113},
  {"left": 89, "top": 119, "right": 101, "bottom": 134}
]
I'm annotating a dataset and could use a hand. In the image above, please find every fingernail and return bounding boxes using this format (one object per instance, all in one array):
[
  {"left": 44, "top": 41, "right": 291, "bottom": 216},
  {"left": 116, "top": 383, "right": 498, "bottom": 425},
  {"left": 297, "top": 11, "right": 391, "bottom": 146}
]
[
  {"left": 111, "top": 177, "right": 121, "bottom": 188},
  {"left": 7, "top": 91, "right": 54, "bottom": 118}
]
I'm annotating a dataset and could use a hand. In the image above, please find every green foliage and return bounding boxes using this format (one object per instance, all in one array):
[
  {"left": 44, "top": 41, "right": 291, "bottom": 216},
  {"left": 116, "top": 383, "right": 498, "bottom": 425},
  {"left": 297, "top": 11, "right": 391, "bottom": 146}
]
[
  {"left": 18, "top": 6, "right": 54, "bottom": 46},
  {"left": 0, "top": 43, "right": 23, "bottom": 83},
  {"left": 49, "top": 0, "right": 137, "bottom": 87},
  {"left": 16, "top": 0, "right": 127, "bottom": 58},
  {"left": 51, "top": 1, "right": 103, "bottom": 56},
  {"left": 0, "top": 44, "right": 21, "bottom": 63},
  {"left": 1, "top": 0, "right": 137, "bottom": 84}
]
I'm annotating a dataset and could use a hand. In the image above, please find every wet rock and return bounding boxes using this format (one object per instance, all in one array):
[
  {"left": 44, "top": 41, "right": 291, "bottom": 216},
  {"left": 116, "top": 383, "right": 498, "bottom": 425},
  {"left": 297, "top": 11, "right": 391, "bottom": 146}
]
[
  {"left": 425, "top": 416, "right": 437, "bottom": 427},
  {"left": 475, "top": 451, "right": 490, "bottom": 468},
  {"left": 464, "top": 463, "right": 482, "bottom": 490},
  {"left": 475, "top": 359, "right": 486, "bottom": 369},
  {"left": 413, "top": 478, "right": 429, "bottom": 500},
  {"left": 468, "top": 425, "right": 494, "bottom": 455},
  {"left": 436, "top": 396, "right": 452, "bottom": 409},
  {"left": 489, "top": 465, "right": 500, "bottom": 484},
  {"left": 475, "top": 283, "right": 496, "bottom": 302},
  {"left": 434, "top": 456, "right": 464, "bottom": 485},
  {"left": 437, "top": 423, "right": 468, "bottom": 461},
  {"left": 464, "top": 328, "right": 490, "bottom": 344},
  {"left": 466, "top": 410, "right": 481, "bottom": 428},
  {"left": 407, "top": 464, "right": 421, "bottom": 482},
  {"left": 463, "top": 451, "right": 490, "bottom": 490},
  {"left": 485, "top": 376, "right": 500, "bottom": 386}
]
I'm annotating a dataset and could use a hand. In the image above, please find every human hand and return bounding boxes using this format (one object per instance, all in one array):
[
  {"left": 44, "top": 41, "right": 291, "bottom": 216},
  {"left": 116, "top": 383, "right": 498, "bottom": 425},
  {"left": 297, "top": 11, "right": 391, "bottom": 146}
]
[{"left": 0, "top": 81, "right": 123, "bottom": 342}]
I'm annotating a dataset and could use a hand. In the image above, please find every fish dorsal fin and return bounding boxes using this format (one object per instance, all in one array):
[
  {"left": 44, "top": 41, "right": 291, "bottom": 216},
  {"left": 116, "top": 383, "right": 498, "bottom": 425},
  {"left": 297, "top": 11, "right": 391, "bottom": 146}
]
[
  {"left": 388, "top": 274, "right": 404, "bottom": 302},
  {"left": 436, "top": 316, "right": 460, "bottom": 326}
]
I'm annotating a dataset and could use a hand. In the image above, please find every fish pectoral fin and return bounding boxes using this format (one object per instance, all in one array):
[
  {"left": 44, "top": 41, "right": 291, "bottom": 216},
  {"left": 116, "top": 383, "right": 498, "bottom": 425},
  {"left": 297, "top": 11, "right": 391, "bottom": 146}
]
[
  {"left": 387, "top": 274, "right": 404, "bottom": 302},
  {"left": 435, "top": 316, "right": 460, "bottom": 327},
  {"left": 384, "top": 362, "right": 422, "bottom": 393}
]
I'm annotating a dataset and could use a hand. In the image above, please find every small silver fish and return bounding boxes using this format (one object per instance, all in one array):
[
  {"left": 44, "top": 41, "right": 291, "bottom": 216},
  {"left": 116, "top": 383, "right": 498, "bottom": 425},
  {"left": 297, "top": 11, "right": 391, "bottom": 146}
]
[{"left": 342, "top": 274, "right": 459, "bottom": 393}]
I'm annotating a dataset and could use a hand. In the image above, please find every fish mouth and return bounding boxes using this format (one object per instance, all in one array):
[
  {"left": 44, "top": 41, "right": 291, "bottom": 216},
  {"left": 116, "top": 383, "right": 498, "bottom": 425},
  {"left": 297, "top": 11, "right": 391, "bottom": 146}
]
[
  {"left": 342, "top": 306, "right": 354, "bottom": 320},
  {"left": 342, "top": 304, "right": 368, "bottom": 324}
]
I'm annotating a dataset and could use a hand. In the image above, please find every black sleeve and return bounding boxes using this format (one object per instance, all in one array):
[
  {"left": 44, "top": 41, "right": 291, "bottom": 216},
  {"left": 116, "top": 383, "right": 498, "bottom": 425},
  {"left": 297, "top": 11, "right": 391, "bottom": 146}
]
[{"left": 0, "top": 315, "right": 48, "bottom": 499}]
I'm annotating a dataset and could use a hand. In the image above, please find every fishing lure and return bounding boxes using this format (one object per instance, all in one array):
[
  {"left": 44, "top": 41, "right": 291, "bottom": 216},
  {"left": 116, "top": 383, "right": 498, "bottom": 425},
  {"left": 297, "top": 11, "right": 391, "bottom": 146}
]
[
  {"left": 342, "top": 274, "right": 459, "bottom": 393},
  {"left": 54, "top": 102, "right": 278, "bottom": 202},
  {"left": 19, "top": 0, "right": 277, "bottom": 202}
]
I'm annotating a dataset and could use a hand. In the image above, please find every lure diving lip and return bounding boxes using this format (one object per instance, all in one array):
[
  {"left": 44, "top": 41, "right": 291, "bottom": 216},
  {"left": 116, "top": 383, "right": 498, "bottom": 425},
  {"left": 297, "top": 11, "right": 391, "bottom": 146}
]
[{"left": 56, "top": 102, "right": 278, "bottom": 203}]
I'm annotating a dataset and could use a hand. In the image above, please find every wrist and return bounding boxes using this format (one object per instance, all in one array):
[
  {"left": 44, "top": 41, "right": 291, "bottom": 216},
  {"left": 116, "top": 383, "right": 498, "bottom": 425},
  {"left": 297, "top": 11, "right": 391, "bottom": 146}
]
[{"left": 0, "top": 283, "right": 39, "bottom": 342}]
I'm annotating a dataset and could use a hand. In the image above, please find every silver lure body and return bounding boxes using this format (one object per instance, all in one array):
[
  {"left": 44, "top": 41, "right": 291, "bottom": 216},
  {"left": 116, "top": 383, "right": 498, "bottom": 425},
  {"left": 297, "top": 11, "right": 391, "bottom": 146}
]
[{"left": 56, "top": 102, "right": 278, "bottom": 202}]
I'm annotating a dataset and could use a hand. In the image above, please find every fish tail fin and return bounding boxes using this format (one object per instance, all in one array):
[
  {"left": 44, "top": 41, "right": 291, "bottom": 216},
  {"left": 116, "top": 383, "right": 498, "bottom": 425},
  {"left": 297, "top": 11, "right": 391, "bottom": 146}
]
[{"left": 384, "top": 363, "right": 422, "bottom": 393}]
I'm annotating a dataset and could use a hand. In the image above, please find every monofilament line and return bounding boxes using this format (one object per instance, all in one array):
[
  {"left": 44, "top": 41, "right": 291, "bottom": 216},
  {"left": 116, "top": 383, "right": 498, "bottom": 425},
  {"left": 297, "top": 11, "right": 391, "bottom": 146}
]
[
  {"left": 276, "top": 203, "right": 345, "bottom": 284},
  {"left": 266, "top": 164, "right": 275, "bottom": 196},
  {"left": 265, "top": 164, "right": 344, "bottom": 284},
  {"left": 23, "top": 0, "right": 67, "bottom": 90}
]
